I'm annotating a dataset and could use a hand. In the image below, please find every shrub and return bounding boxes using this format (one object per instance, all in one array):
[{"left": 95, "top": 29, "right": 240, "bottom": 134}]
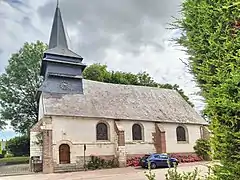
[
  {"left": 4, "top": 153, "right": 14, "bottom": 158},
  {"left": 170, "top": 153, "right": 203, "bottom": 163},
  {"left": 145, "top": 161, "right": 156, "bottom": 180},
  {"left": 165, "top": 166, "right": 215, "bottom": 180},
  {"left": 0, "top": 157, "right": 29, "bottom": 165},
  {"left": 194, "top": 139, "right": 211, "bottom": 161},
  {"left": 1, "top": 150, "right": 7, "bottom": 156},
  {"left": 6, "top": 135, "right": 30, "bottom": 156},
  {"left": 86, "top": 155, "right": 118, "bottom": 170}
]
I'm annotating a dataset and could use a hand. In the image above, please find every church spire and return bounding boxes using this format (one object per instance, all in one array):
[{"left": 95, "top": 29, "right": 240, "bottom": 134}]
[
  {"left": 39, "top": 0, "right": 86, "bottom": 94},
  {"left": 48, "top": 2, "right": 68, "bottom": 49}
]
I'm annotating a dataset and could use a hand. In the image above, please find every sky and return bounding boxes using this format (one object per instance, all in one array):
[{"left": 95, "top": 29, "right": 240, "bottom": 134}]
[{"left": 0, "top": 0, "right": 205, "bottom": 139}]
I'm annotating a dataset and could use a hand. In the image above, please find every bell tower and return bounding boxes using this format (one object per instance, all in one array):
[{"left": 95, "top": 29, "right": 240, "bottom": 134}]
[{"left": 39, "top": 2, "right": 86, "bottom": 94}]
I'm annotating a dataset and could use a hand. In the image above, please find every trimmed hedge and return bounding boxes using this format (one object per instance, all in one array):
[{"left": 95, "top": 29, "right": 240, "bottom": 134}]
[{"left": 0, "top": 157, "right": 29, "bottom": 166}]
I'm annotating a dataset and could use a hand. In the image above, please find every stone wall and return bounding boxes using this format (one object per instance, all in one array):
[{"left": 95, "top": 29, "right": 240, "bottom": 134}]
[{"left": 49, "top": 116, "right": 203, "bottom": 170}]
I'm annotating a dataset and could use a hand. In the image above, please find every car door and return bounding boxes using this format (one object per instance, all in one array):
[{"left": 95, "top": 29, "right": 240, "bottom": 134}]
[
  {"left": 159, "top": 155, "right": 169, "bottom": 167},
  {"left": 153, "top": 155, "right": 161, "bottom": 167}
]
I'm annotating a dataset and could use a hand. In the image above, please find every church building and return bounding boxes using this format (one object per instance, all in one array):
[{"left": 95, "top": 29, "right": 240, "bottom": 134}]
[{"left": 30, "top": 4, "right": 209, "bottom": 173}]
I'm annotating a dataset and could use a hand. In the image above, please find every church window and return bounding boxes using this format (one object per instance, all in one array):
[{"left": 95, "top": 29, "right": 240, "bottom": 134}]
[
  {"left": 132, "top": 123, "right": 143, "bottom": 140},
  {"left": 176, "top": 126, "right": 187, "bottom": 142},
  {"left": 96, "top": 122, "right": 108, "bottom": 140}
]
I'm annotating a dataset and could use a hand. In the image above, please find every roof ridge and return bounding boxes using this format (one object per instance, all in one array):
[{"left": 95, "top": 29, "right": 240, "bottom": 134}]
[{"left": 83, "top": 79, "right": 176, "bottom": 92}]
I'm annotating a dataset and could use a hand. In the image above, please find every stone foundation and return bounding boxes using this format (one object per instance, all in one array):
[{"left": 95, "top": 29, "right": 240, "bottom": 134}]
[{"left": 54, "top": 155, "right": 116, "bottom": 173}]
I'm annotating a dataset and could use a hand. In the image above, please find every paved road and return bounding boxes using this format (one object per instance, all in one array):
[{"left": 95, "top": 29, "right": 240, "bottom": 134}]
[
  {"left": 1, "top": 162, "right": 209, "bottom": 180},
  {"left": 0, "top": 164, "right": 31, "bottom": 176}
]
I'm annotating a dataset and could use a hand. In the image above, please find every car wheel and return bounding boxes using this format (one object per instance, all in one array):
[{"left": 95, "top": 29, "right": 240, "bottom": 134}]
[{"left": 150, "top": 162, "right": 157, "bottom": 169}]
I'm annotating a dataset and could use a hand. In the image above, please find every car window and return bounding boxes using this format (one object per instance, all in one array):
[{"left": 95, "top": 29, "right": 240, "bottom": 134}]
[
  {"left": 160, "top": 155, "right": 168, "bottom": 159},
  {"left": 154, "top": 155, "right": 160, "bottom": 158}
]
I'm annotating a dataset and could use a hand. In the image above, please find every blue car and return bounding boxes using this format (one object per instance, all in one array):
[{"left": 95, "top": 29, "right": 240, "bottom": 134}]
[{"left": 140, "top": 153, "right": 178, "bottom": 169}]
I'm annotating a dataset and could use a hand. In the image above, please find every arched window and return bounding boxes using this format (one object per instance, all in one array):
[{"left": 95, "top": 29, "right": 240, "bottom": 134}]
[
  {"left": 96, "top": 122, "right": 108, "bottom": 140},
  {"left": 176, "top": 126, "right": 187, "bottom": 142},
  {"left": 132, "top": 124, "right": 143, "bottom": 140}
]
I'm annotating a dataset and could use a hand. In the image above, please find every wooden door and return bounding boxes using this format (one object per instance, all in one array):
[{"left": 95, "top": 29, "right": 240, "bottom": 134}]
[{"left": 59, "top": 144, "right": 70, "bottom": 164}]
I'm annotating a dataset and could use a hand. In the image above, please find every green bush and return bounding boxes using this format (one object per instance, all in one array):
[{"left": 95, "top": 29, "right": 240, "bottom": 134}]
[
  {"left": 0, "top": 157, "right": 29, "bottom": 165},
  {"left": 144, "top": 160, "right": 215, "bottom": 180},
  {"left": 6, "top": 135, "right": 30, "bottom": 156},
  {"left": 165, "top": 166, "right": 214, "bottom": 180},
  {"left": 144, "top": 161, "right": 156, "bottom": 180},
  {"left": 194, "top": 139, "right": 211, "bottom": 161},
  {"left": 4, "top": 153, "right": 14, "bottom": 158},
  {"left": 86, "top": 155, "right": 118, "bottom": 170},
  {"left": 2, "top": 150, "right": 7, "bottom": 156}
]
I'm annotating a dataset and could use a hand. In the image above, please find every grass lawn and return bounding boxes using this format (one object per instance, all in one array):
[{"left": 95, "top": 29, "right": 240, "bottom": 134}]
[{"left": 0, "top": 157, "right": 29, "bottom": 165}]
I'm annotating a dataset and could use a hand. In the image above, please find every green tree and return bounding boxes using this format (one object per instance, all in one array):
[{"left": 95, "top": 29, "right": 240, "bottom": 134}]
[
  {"left": 6, "top": 135, "right": 30, "bottom": 156},
  {"left": 173, "top": 1, "right": 240, "bottom": 179},
  {"left": 0, "top": 117, "right": 7, "bottom": 130},
  {"left": 83, "top": 63, "right": 194, "bottom": 107},
  {"left": 0, "top": 41, "right": 47, "bottom": 134}
]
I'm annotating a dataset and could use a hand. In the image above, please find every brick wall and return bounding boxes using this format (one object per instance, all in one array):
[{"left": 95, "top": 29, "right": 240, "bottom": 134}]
[{"left": 42, "top": 129, "right": 53, "bottom": 173}]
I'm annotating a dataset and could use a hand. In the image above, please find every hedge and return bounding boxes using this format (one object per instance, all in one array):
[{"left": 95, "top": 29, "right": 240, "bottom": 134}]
[{"left": 0, "top": 157, "right": 29, "bottom": 166}]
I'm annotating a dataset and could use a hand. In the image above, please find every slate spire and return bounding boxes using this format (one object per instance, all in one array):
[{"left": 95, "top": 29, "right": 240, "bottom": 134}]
[
  {"left": 39, "top": 0, "right": 86, "bottom": 94},
  {"left": 44, "top": 2, "right": 83, "bottom": 59},
  {"left": 48, "top": 2, "right": 68, "bottom": 49}
]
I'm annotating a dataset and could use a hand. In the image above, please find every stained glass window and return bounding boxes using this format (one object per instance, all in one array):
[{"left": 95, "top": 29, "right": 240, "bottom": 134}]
[
  {"left": 176, "top": 126, "right": 186, "bottom": 141},
  {"left": 132, "top": 124, "right": 143, "bottom": 140},
  {"left": 96, "top": 123, "right": 108, "bottom": 140}
]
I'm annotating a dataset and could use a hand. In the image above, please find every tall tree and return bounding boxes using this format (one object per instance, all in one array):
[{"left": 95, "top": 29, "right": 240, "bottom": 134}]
[
  {"left": 174, "top": 1, "right": 240, "bottom": 179},
  {"left": 83, "top": 63, "right": 194, "bottom": 107},
  {"left": 0, "top": 41, "right": 47, "bottom": 134}
]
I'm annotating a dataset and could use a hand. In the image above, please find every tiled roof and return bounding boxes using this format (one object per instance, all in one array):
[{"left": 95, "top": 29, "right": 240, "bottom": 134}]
[{"left": 41, "top": 80, "right": 207, "bottom": 125}]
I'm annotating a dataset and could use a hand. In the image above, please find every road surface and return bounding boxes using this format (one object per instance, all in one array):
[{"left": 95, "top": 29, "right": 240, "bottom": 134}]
[{"left": 1, "top": 162, "right": 209, "bottom": 180}]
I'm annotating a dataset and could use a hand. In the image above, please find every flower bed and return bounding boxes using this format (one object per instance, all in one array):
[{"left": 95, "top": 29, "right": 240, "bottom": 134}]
[
  {"left": 170, "top": 153, "right": 203, "bottom": 163},
  {"left": 126, "top": 156, "right": 142, "bottom": 167},
  {"left": 126, "top": 153, "right": 203, "bottom": 167}
]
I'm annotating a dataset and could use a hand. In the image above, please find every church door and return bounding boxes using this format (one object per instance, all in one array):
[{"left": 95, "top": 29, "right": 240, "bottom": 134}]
[{"left": 59, "top": 144, "right": 70, "bottom": 164}]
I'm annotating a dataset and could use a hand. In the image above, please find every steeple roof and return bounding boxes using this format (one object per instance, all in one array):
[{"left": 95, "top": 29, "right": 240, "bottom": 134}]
[
  {"left": 45, "top": 3, "right": 82, "bottom": 59},
  {"left": 49, "top": 5, "right": 68, "bottom": 49}
]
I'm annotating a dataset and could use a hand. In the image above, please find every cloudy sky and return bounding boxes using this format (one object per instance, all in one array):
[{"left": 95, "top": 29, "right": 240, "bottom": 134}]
[{"left": 0, "top": 0, "right": 204, "bottom": 137}]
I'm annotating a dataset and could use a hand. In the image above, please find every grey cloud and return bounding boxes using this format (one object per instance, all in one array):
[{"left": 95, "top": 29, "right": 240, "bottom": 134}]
[
  {"left": 38, "top": 0, "right": 182, "bottom": 61},
  {"left": 3, "top": 0, "right": 29, "bottom": 14}
]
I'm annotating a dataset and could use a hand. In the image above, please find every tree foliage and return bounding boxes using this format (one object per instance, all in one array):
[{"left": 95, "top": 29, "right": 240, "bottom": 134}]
[
  {"left": 174, "top": 1, "right": 240, "bottom": 179},
  {"left": 0, "top": 41, "right": 47, "bottom": 134},
  {"left": 6, "top": 135, "right": 30, "bottom": 157},
  {"left": 83, "top": 63, "right": 194, "bottom": 107}
]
